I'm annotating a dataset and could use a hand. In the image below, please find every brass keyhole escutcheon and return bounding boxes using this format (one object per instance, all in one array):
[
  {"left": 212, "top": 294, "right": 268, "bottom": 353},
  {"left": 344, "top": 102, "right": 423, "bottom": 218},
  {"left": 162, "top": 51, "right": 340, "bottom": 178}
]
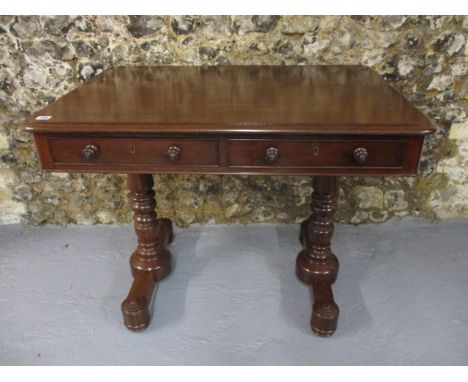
[
  {"left": 129, "top": 145, "right": 136, "bottom": 154},
  {"left": 313, "top": 146, "right": 320, "bottom": 156}
]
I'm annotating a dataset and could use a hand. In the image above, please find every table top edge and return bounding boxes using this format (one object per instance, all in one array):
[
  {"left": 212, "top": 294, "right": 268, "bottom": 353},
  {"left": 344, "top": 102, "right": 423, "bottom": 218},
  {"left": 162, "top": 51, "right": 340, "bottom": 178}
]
[{"left": 24, "top": 122, "right": 436, "bottom": 136}]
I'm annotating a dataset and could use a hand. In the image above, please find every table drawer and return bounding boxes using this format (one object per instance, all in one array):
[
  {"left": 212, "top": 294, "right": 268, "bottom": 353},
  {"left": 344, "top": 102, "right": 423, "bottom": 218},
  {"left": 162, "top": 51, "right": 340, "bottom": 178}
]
[
  {"left": 227, "top": 139, "right": 408, "bottom": 168},
  {"left": 47, "top": 137, "right": 219, "bottom": 167}
]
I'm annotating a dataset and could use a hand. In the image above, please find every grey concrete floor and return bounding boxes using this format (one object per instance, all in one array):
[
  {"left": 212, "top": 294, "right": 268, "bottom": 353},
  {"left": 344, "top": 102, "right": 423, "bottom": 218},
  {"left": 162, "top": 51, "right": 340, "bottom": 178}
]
[{"left": 0, "top": 218, "right": 467, "bottom": 365}]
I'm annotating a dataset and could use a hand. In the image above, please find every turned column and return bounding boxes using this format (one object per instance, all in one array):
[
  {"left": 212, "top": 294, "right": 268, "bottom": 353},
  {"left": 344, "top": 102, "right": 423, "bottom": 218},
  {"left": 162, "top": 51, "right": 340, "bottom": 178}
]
[
  {"left": 296, "top": 176, "right": 340, "bottom": 337},
  {"left": 121, "top": 174, "right": 173, "bottom": 331}
]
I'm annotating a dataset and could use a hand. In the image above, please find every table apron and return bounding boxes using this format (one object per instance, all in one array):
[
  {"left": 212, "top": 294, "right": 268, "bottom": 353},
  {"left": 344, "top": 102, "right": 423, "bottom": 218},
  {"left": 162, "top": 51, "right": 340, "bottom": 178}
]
[{"left": 33, "top": 133, "right": 425, "bottom": 176}]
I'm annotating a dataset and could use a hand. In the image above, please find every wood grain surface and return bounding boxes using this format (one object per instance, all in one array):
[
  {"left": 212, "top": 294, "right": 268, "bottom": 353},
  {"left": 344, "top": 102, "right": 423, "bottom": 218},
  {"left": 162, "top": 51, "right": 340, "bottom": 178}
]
[{"left": 25, "top": 65, "right": 435, "bottom": 135}]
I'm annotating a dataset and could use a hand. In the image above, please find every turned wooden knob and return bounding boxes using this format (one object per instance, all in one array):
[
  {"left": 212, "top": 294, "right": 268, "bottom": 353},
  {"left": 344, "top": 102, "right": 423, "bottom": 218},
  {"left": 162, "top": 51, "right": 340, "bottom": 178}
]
[
  {"left": 81, "top": 144, "right": 99, "bottom": 160},
  {"left": 265, "top": 146, "right": 280, "bottom": 163},
  {"left": 353, "top": 147, "right": 368, "bottom": 165},
  {"left": 167, "top": 146, "right": 181, "bottom": 162}
]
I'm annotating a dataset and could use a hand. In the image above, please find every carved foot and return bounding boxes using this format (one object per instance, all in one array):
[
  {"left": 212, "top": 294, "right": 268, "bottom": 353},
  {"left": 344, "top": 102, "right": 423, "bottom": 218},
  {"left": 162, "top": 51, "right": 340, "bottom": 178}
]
[
  {"left": 310, "top": 282, "right": 339, "bottom": 337},
  {"left": 297, "top": 249, "right": 339, "bottom": 337},
  {"left": 122, "top": 174, "right": 173, "bottom": 332},
  {"left": 296, "top": 176, "right": 340, "bottom": 337},
  {"left": 122, "top": 272, "right": 155, "bottom": 331}
]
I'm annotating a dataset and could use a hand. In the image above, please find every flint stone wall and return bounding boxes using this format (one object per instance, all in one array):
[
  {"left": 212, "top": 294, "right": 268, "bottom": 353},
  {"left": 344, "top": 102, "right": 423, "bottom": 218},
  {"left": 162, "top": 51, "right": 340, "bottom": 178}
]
[{"left": 0, "top": 16, "right": 466, "bottom": 226}]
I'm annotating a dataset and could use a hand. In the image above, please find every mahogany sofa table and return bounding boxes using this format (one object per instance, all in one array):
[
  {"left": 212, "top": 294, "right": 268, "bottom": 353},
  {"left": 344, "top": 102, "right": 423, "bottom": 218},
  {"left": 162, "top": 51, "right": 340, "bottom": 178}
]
[{"left": 26, "top": 65, "right": 434, "bottom": 336}]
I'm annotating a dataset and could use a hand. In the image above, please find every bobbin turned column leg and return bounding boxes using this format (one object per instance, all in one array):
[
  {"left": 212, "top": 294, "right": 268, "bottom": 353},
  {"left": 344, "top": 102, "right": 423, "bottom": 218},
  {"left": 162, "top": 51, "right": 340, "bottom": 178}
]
[
  {"left": 121, "top": 174, "right": 173, "bottom": 331},
  {"left": 296, "top": 176, "right": 339, "bottom": 337}
]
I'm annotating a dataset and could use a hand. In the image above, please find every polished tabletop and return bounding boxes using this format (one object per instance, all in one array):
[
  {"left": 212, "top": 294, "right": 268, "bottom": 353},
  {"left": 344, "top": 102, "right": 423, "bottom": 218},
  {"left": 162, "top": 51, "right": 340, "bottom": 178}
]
[{"left": 26, "top": 65, "right": 434, "bottom": 136}]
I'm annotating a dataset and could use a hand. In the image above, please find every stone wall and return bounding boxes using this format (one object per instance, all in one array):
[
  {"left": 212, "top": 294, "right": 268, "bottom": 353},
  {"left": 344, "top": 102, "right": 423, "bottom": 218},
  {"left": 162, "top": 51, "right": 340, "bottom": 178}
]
[{"left": 0, "top": 16, "right": 466, "bottom": 226}]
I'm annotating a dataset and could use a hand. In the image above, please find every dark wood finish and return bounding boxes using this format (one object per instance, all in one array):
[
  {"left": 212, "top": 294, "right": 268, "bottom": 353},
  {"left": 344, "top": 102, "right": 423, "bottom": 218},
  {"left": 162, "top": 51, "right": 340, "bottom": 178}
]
[
  {"left": 33, "top": 134, "right": 425, "bottom": 176},
  {"left": 25, "top": 66, "right": 434, "bottom": 136},
  {"left": 121, "top": 174, "right": 173, "bottom": 331},
  {"left": 25, "top": 65, "right": 435, "bottom": 336},
  {"left": 297, "top": 176, "right": 339, "bottom": 336},
  {"left": 46, "top": 136, "right": 219, "bottom": 167},
  {"left": 227, "top": 138, "right": 408, "bottom": 168}
]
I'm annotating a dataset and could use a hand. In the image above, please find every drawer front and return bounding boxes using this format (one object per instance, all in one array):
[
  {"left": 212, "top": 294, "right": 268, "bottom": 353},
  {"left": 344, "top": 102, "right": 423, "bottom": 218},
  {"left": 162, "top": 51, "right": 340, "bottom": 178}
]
[
  {"left": 227, "top": 139, "right": 408, "bottom": 168},
  {"left": 47, "top": 137, "right": 218, "bottom": 167}
]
